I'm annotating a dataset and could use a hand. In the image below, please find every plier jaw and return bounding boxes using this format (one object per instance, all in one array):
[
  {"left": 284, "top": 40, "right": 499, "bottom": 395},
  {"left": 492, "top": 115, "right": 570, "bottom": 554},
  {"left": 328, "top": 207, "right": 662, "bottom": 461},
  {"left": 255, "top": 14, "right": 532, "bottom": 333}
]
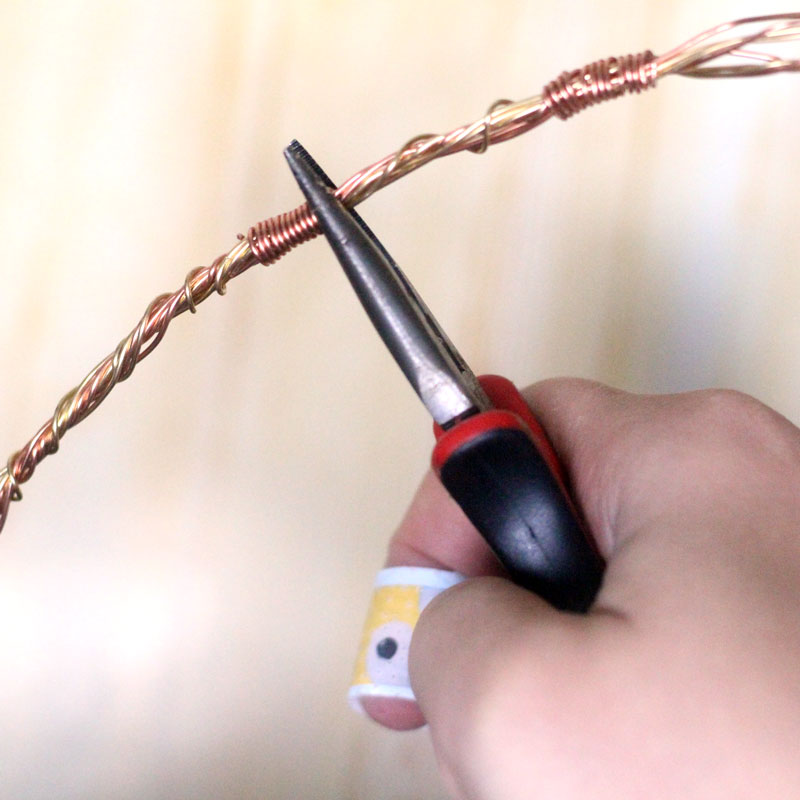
[{"left": 284, "top": 140, "right": 491, "bottom": 429}]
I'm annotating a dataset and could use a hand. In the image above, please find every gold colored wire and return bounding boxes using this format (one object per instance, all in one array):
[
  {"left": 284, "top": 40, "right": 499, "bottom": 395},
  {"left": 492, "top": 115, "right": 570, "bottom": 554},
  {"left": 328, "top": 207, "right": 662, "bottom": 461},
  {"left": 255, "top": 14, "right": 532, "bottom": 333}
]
[{"left": 1, "top": 13, "right": 798, "bottom": 535}]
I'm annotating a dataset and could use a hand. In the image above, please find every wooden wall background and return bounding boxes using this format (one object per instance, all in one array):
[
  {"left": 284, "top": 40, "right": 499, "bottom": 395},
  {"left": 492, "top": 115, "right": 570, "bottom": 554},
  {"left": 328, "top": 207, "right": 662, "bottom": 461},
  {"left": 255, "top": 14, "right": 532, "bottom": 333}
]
[{"left": 0, "top": 1, "right": 797, "bottom": 797}]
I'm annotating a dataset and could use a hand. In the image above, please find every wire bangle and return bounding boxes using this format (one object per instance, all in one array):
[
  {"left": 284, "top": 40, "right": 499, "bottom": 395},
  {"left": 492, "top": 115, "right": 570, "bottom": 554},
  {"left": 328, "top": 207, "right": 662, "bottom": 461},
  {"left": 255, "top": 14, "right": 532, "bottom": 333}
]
[{"left": 0, "top": 13, "right": 798, "bottom": 535}]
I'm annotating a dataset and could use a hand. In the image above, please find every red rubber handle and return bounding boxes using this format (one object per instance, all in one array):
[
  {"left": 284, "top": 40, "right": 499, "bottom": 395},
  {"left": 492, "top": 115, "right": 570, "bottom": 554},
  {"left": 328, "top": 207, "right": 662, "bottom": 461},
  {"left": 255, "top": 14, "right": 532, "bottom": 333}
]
[
  {"left": 431, "top": 375, "right": 603, "bottom": 611},
  {"left": 434, "top": 375, "right": 567, "bottom": 484}
]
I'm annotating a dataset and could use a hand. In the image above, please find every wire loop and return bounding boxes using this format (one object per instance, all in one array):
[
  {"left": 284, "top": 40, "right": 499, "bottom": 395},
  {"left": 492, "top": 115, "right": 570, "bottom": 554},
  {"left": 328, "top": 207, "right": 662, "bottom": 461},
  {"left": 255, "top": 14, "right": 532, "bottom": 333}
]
[
  {"left": 1, "top": 464, "right": 22, "bottom": 502},
  {"left": 183, "top": 272, "right": 198, "bottom": 313},
  {"left": 475, "top": 99, "right": 514, "bottom": 154}
]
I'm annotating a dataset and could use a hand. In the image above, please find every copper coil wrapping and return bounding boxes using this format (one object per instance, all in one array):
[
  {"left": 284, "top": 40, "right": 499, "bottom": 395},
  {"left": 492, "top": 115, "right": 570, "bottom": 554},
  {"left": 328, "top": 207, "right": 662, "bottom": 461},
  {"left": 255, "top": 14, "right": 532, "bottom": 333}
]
[
  {"left": 248, "top": 203, "right": 321, "bottom": 266},
  {"left": 544, "top": 51, "right": 657, "bottom": 120}
]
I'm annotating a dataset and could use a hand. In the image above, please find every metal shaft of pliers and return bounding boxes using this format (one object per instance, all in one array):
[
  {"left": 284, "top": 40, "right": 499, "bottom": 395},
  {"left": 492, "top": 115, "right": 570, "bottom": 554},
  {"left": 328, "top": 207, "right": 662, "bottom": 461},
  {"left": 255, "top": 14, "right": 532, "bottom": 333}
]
[{"left": 284, "top": 140, "right": 491, "bottom": 428}]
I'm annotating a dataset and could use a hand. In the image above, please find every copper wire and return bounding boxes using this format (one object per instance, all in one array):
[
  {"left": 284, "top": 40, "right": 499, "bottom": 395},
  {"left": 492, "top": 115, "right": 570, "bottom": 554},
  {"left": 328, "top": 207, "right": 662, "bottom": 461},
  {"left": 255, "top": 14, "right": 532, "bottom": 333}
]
[
  {"left": 542, "top": 52, "right": 657, "bottom": 120},
  {"left": 1, "top": 13, "right": 798, "bottom": 535},
  {"left": 247, "top": 203, "right": 321, "bottom": 266}
]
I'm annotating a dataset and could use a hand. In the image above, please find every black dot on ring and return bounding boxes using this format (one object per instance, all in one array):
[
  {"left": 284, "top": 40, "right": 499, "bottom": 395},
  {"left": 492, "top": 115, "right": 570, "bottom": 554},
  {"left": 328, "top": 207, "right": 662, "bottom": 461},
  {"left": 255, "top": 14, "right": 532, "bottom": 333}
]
[{"left": 376, "top": 637, "right": 398, "bottom": 660}]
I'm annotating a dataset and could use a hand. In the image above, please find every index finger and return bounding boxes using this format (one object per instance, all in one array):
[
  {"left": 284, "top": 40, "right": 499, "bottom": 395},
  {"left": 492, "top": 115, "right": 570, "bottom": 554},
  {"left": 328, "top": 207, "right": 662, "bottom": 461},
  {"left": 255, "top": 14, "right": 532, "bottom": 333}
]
[{"left": 386, "top": 469, "right": 507, "bottom": 579}]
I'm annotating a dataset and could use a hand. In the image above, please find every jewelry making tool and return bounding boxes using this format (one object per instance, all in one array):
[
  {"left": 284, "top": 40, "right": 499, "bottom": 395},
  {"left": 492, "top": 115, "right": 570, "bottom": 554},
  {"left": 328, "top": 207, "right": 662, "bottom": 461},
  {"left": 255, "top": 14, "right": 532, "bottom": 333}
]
[{"left": 285, "top": 140, "right": 604, "bottom": 612}]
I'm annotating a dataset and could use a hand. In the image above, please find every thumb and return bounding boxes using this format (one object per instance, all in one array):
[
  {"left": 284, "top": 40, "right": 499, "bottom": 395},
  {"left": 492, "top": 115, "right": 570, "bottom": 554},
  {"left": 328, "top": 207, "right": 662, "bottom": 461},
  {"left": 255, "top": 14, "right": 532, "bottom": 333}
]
[{"left": 409, "top": 576, "right": 586, "bottom": 796}]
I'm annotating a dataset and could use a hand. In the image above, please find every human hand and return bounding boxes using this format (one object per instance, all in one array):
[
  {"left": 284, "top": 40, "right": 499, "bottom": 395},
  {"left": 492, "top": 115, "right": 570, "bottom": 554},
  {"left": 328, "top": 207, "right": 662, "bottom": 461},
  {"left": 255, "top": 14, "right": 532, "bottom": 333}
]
[{"left": 362, "top": 379, "right": 800, "bottom": 799}]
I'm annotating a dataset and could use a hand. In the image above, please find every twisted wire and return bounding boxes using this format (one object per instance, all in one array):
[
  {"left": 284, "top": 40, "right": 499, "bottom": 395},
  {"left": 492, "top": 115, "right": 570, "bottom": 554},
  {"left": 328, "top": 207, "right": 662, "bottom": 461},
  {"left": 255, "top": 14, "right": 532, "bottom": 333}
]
[
  {"left": 0, "top": 239, "right": 256, "bottom": 530},
  {"left": 1, "top": 13, "right": 798, "bottom": 534}
]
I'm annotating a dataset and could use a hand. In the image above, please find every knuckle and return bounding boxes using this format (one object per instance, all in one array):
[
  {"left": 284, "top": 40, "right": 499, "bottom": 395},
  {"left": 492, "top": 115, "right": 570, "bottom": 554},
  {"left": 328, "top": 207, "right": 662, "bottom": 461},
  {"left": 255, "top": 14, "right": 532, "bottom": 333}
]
[
  {"left": 688, "top": 389, "right": 800, "bottom": 461},
  {"left": 604, "top": 388, "right": 800, "bottom": 537},
  {"left": 692, "top": 388, "right": 772, "bottom": 424}
]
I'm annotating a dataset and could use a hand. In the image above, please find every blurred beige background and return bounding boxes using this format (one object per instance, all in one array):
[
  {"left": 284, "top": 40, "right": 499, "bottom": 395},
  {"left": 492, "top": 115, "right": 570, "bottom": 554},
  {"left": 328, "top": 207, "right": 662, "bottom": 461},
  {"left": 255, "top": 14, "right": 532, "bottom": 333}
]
[{"left": 0, "top": 1, "right": 797, "bottom": 797}]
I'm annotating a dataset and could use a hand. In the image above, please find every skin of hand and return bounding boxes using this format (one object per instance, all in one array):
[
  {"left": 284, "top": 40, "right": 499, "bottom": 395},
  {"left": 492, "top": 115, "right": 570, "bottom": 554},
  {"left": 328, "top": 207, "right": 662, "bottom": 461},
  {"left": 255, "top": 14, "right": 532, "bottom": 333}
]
[{"left": 360, "top": 379, "right": 800, "bottom": 799}]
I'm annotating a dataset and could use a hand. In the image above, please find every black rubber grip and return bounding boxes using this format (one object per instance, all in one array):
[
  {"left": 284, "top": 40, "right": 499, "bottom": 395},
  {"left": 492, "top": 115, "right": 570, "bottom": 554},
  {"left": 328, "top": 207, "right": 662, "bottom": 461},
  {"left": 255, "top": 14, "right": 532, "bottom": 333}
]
[{"left": 439, "top": 425, "right": 603, "bottom": 611}]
